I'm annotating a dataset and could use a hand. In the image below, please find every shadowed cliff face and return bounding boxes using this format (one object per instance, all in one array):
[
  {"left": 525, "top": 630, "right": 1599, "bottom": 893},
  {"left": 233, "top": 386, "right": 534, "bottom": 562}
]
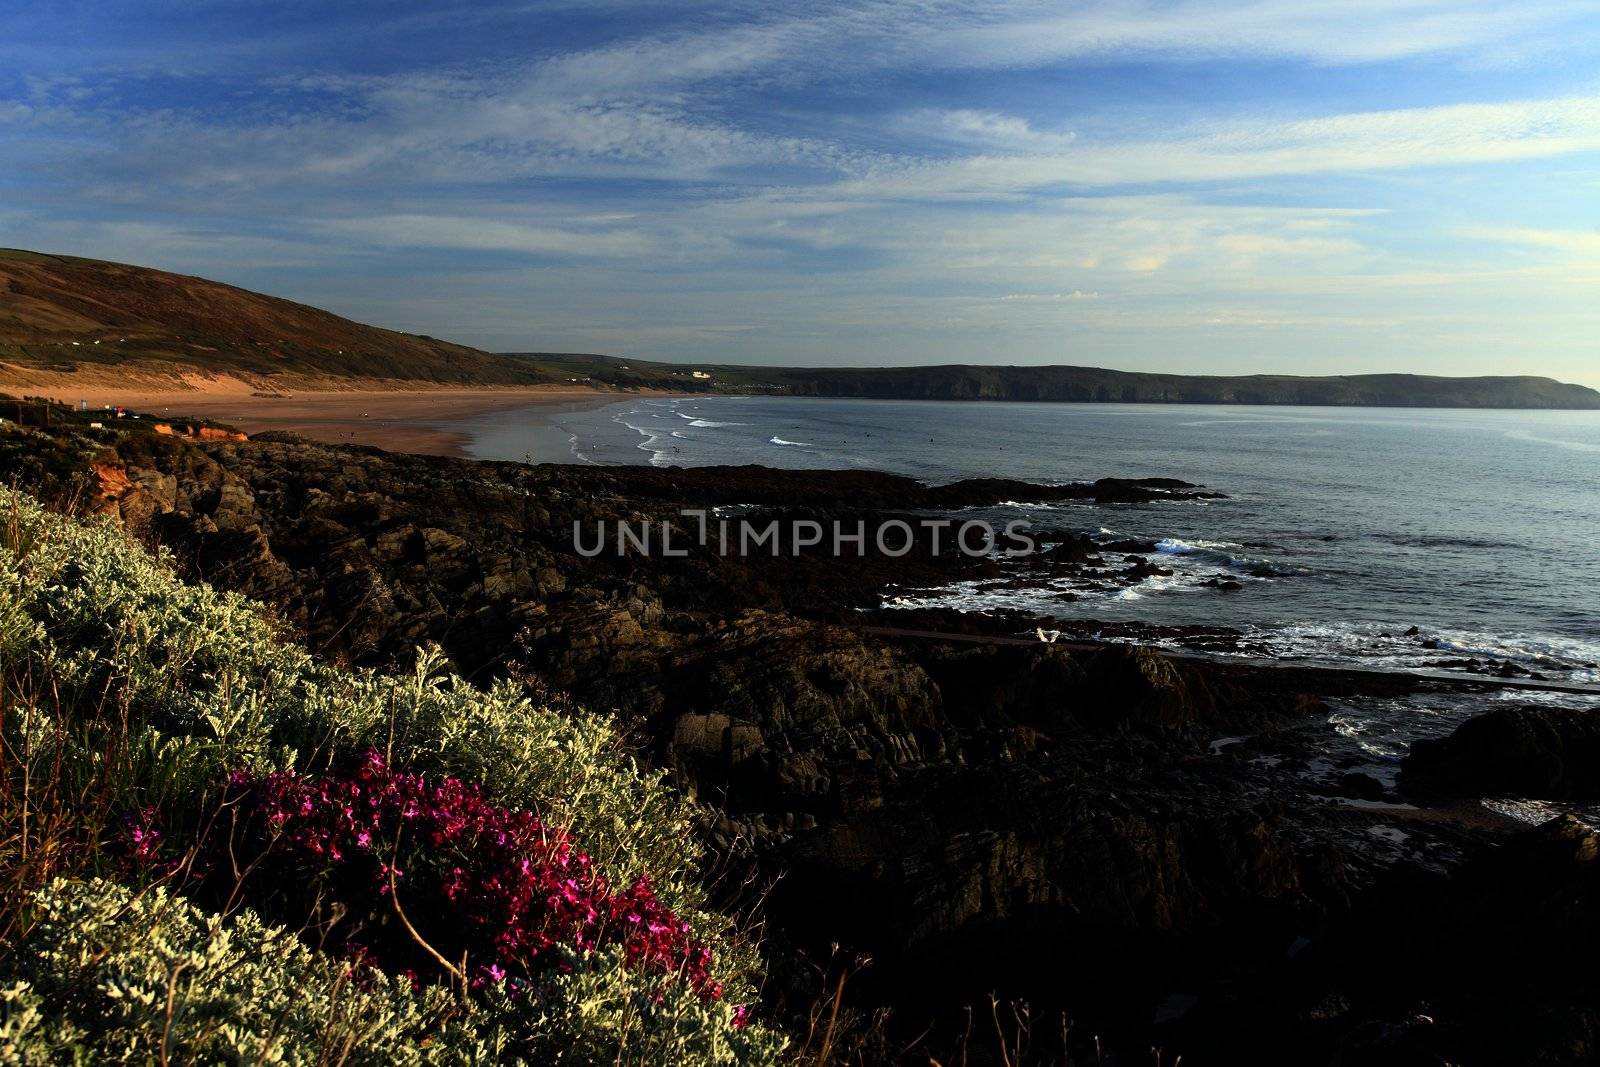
[{"left": 12, "top": 422, "right": 1600, "bottom": 1065}]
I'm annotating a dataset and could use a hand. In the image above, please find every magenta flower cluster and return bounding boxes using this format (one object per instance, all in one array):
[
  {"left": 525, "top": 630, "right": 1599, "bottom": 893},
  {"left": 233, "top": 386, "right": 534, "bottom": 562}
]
[
  {"left": 113, "top": 805, "right": 174, "bottom": 878},
  {"left": 232, "top": 751, "right": 724, "bottom": 1001},
  {"left": 119, "top": 806, "right": 163, "bottom": 864}
]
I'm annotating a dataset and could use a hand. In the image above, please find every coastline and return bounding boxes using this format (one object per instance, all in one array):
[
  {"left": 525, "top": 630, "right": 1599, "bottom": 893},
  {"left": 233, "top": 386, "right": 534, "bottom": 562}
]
[
  {"left": 9, "top": 398, "right": 1600, "bottom": 1063},
  {"left": 23, "top": 379, "right": 659, "bottom": 457}
]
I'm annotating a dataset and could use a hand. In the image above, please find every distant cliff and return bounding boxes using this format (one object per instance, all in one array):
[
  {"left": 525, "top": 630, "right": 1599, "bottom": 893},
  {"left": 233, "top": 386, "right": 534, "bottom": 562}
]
[
  {"left": 519, "top": 354, "right": 1600, "bottom": 409},
  {"left": 752, "top": 365, "right": 1600, "bottom": 409}
]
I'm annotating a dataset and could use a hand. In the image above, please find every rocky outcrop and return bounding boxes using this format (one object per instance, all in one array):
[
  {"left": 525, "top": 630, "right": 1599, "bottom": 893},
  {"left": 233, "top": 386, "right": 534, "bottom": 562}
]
[
  {"left": 73, "top": 433, "right": 1230, "bottom": 678},
  {"left": 89, "top": 461, "right": 135, "bottom": 509},
  {"left": 153, "top": 422, "right": 249, "bottom": 442},
  {"left": 6, "top": 419, "right": 1553, "bottom": 1066},
  {"left": 1400, "top": 705, "right": 1600, "bottom": 800},
  {"left": 1225, "top": 815, "right": 1600, "bottom": 1066}
]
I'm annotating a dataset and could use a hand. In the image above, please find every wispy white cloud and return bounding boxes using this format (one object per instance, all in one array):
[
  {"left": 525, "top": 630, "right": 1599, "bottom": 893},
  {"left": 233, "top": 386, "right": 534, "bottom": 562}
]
[
  {"left": 900, "top": 109, "right": 1079, "bottom": 153},
  {"left": 916, "top": 0, "right": 1595, "bottom": 68},
  {"left": 317, "top": 214, "right": 671, "bottom": 258},
  {"left": 3, "top": 1, "right": 1599, "bottom": 382},
  {"left": 0, "top": 215, "right": 331, "bottom": 272},
  {"left": 1471, "top": 225, "right": 1600, "bottom": 255},
  {"left": 1001, "top": 290, "right": 1100, "bottom": 301},
  {"left": 469, "top": 0, "right": 1597, "bottom": 96},
  {"left": 844, "top": 95, "right": 1600, "bottom": 199}
]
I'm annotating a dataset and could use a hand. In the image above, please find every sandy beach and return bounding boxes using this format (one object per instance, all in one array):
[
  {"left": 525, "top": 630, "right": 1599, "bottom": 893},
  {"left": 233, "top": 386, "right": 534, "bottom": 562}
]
[{"left": 48, "top": 379, "right": 636, "bottom": 456}]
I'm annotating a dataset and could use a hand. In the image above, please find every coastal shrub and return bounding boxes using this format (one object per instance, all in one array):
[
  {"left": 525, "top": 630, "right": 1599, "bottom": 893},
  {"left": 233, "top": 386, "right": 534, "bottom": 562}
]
[
  {"left": 1, "top": 876, "right": 475, "bottom": 1066},
  {"left": 0, "top": 488, "right": 780, "bottom": 1062},
  {"left": 0, "top": 485, "right": 710, "bottom": 926},
  {"left": 1, "top": 877, "right": 782, "bottom": 1066}
]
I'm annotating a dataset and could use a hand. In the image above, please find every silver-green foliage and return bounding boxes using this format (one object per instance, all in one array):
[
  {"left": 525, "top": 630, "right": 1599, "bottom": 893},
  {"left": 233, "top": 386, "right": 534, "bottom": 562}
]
[
  {"left": 0, "top": 488, "right": 688, "bottom": 905},
  {"left": 1, "top": 877, "right": 784, "bottom": 1066},
  {"left": 0, "top": 489, "right": 781, "bottom": 1063}
]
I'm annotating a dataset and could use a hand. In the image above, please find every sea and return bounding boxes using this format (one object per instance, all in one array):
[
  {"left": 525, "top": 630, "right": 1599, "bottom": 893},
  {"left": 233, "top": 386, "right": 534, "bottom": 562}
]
[{"left": 450, "top": 394, "right": 1600, "bottom": 773}]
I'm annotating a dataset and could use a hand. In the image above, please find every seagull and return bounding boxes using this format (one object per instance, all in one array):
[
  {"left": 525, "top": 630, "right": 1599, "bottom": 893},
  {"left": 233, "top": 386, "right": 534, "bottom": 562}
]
[{"left": 1035, "top": 627, "right": 1062, "bottom": 644}]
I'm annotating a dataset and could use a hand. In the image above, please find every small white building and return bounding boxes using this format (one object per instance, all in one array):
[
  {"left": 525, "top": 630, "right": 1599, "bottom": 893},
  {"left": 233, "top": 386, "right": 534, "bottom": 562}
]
[{"left": 691, "top": 370, "right": 711, "bottom": 380}]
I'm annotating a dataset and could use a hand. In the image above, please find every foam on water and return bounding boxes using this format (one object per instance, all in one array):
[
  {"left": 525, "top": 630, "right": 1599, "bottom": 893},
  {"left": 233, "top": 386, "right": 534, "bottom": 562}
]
[
  {"left": 884, "top": 542, "right": 1269, "bottom": 614},
  {"left": 1232, "top": 622, "right": 1600, "bottom": 684},
  {"left": 991, "top": 500, "right": 1088, "bottom": 510},
  {"left": 611, "top": 406, "right": 686, "bottom": 466},
  {"left": 680, "top": 412, "right": 745, "bottom": 428},
  {"left": 1156, "top": 537, "right": 1237, "bottom": 552},
  {"left": 475, "top": 396, "right": 1600, "bottom": 697},
  {"left": 566, "top": 432, "right": 598, "bottom": 465},
  {"left": 1480, "top": 798, "right": 1586, "bottom": 826},
  {"left": 882, "top": 536, "right": 1600, "bottom": 687},
  {"left": 1154, "top": 538, "right": 1300, "bottom": 576}
]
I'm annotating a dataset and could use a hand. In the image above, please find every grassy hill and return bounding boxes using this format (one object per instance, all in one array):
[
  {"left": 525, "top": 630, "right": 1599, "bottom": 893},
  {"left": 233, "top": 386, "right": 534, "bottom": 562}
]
[{"left": 0, "top": 248, "right": 551, "bottom": 386}]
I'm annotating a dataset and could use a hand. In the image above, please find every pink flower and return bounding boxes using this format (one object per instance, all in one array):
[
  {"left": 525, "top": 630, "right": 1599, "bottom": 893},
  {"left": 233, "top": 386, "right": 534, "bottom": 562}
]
[{"left": 228, "top": 751, "right": 726, "bottom": 1005}]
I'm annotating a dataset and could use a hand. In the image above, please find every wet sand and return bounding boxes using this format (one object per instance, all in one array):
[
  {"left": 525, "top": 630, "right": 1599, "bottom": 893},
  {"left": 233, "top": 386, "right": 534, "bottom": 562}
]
[{"left": 63, "top": 384, "right": 640, "bottom": 457}]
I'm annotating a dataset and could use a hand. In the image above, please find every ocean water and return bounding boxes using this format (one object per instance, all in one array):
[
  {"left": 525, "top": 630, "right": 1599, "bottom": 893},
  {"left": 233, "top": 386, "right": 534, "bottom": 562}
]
[{"left": 454, "top": 395, "right": 1600, "bottom": 688}]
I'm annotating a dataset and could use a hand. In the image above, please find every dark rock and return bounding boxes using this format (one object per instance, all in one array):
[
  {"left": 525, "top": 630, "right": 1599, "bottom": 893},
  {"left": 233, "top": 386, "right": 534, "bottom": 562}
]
[
  {"left": 1120, "top": 558, "right": 1173, "bottom": 581},
  {"left": 1043, "top": 534, "right": 1101, "bottom": 563},
  {"left": 1101, "top": 537, "right": 1160, "bottom": 554},
  {"left": 1331, "top": 1014, "right": 1452, "bottom": 1067},
  {"left": 1335, "top": 772, "right": 1387, "bottom": 802},
  {"left": 1401, "top": 705, "right": 1600, "bottom": 800},
  {"left": 1300, "top": 816, "right": 1600, "bottom": 1066},
  {"left": 1073, "top": 644, "right": 1214, "bottom": 732}
]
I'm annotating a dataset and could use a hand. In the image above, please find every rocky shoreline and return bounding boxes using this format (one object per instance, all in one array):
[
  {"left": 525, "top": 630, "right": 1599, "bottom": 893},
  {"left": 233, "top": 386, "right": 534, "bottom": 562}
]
[{"left": 7, "top": 415, "right": 1600, "bottom": 1065}]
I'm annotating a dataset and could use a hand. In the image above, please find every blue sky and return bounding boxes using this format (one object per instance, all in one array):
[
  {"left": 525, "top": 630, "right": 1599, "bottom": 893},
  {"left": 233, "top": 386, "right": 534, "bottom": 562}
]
[{"left": 2, "top": 1, "right": 1598, "bottom": 384}]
